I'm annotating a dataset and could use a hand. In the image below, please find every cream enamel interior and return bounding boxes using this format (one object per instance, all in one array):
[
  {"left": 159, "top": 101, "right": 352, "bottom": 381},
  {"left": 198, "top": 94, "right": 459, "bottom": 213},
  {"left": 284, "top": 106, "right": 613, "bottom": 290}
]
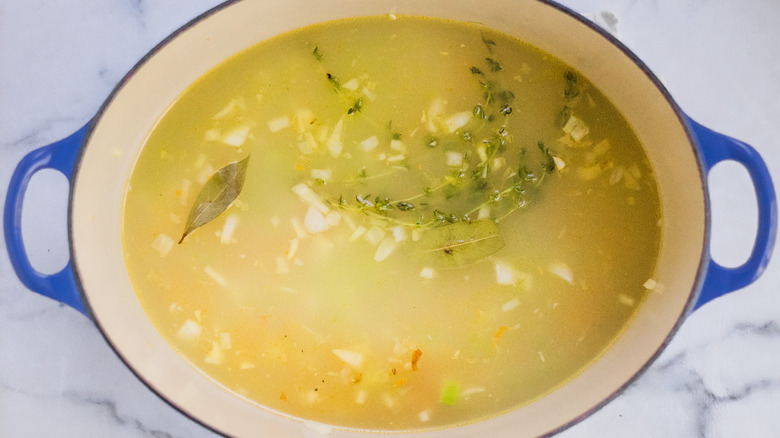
[{"left": 69, "top": 1, "right": 706, "bottom": 437}]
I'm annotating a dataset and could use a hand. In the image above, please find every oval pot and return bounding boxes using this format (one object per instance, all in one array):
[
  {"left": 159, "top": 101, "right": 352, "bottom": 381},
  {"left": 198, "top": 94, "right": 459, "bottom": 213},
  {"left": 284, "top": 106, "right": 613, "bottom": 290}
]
[{"left": 4, "top": 0, "right": 776, "bottom": 437}]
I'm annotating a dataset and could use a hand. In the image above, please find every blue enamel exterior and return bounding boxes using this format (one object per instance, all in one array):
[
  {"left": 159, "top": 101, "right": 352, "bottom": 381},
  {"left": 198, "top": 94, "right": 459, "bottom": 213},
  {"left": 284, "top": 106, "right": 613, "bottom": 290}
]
[
  {"left": 685, "top": 116, "right": 778, "bottom": 309},
  {"left": 3, "top": 122, "right": 90, "bottom": 316}
]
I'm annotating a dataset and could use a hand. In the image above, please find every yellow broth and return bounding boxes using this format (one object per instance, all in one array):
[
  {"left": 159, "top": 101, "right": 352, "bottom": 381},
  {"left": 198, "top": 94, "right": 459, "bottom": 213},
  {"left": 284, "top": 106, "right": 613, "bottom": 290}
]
[{"left": 122, "top": 15, "right": 662, "bottom": 431}]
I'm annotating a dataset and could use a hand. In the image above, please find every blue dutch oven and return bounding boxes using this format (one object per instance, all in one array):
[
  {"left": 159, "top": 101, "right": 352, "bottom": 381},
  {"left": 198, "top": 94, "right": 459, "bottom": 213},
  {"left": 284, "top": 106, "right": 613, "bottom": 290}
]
[{"left": 3, "top": 0, "right": 777, "bottom": 437}]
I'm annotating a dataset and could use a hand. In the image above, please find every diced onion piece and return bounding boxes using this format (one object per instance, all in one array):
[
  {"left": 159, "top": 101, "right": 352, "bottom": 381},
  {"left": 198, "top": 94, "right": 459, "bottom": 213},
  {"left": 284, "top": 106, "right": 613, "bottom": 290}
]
[
  {"left": 204, "top": 342, "right": 223, "bottom": 365},
  {"left": 151, "top": 233, "right": 174, "bottom": 257},
  {"left": 270, "top": 216, "right": 281, "bottom": 228},
  {"left": 360, "top": 135, "right": 379, "bottom": 151},
  {"left": 332, "top": 349, "right": 364, "bottom": 368},
  {"left": 304, "top": 391, "right": 320, "bottom": 405},
  {"left": 294, "top": 108, "right": 315, "bottom": 133},
  {"left": 364, "top": 226, "right": 386, "bottom": 246},
  {"left": 176, "top": 319, "right": 202, "bottom": 342},
  {"left": 548, "top": 262, "right": 574, "bottom": 284},
  {"left": 502, "top": 298, "right": 520, "bottom": 312},
  {"left": 298, "top": 133, "right": 318, "bottom": 154},
  {"left": 577, "top": 164, "right": 603, "bottom": 180},
  {"left": 311, "top": 168, "right": 332, "bottom": 183},
  {"left": 267, "top": 115, "right": 290, "bottom": 133},
  {"left": 419, "top": 411, "right": 430, "bottom": 422},
  {"left": 204, "top": 128, "right": 220, "bottom": 142},
  {"left": 391, "top": 226, "right": 409, "bottom": 242},
  {"left": 213, "top": 98, "right": 243, "bottom": 119},
  {"left": 387, "top": 154, "right": 406, "bottom": 162},
  {"left": 204, "top": 265, "right": 228, "bottom": 287},
  {"left": 426, "top": 99, "right": 446, "bottom": 132},
  {"left": 476, "top": 143, "right": 488, "bottom": 162},
  {"left": 286, "top": 238, "right": 299, "bottom": 261},
  {"left": 390, "top": 139, "right": 406, "bottom": 152},
  {"left": 593, "top": 138, "right": 611, "bottom": 156},
  {"left": 445, "top": 151, "right": 464, "bottom": 167},
  {"left": 495, "top": 261, "right": 517, "bottom": 285},
  {"left": 362, "top": 87, "right": 376, "bottom": 102},
  {"left": 477, "top": 206, "right": 491, "bottom": 220},
  {"left": 445, "top": 111, "right": 471, "bottom": 133},
  {"left": 618, "top": 294, "right": 635, "bottom": 306},
  {"left": 643, "top": 278, "right": 658, "bottom": 290},
  {"left": 220, "top": 332, "right": 232, "bottom": 350},
  {"left": 291, "top": 183, "right": 330, "bottom": 214},
  {"left": 349, "top": 226, "right": 367, "bottom": 242},
  {"left": 304, "top": 206, "right": 330, "bottom": 234},
  {"left": 374, "top": 237, "right": 398, "bottom": 262},
  {"left": 624, "top": 172, "right": 641, "bottom": 190},
  {"left": 411, "top": 228, "right": 425, "bottom": 242},
  {"left": 562, "top": 115, "right": 589, "bottom": 142},
  {"left": 196, "top": 164, "right": 215, "bottom": 184},
  {"left": 609, "top": 166, "right": 625, "bottom": 185},
  {"left": 327, "top": 117, "right": 345, "bottom": 157},
  {"left": 240, "top": 362, "right": 255, "bottom": 370},
  {"left": 342, "top": 78, "right": 359, "bottom": 90},
  {"left": 325, "top": 211, "right": 342, "bottom": 227},
  {"left": 419, "top": 267, "right": 436, "bottom": 279},
  {"left": 494, "top": 259, "right": 531, "bottom": 288},
  {"left": 553, "top": 156, "right": 566, "bottom": 170},
  {"left": 222, "top": 126, "right": 251, "bottom": 147},
  {"left": 220, "top": 214, "right": 239, "bottom": 244},
  {"left": 356, "top": 389, "right": 367, "bottom": 404}
]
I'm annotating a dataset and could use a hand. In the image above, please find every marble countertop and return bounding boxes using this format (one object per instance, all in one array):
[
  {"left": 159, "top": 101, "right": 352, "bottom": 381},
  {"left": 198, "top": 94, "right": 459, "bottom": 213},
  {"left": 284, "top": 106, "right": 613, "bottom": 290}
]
[{"left": 1, "top": 0, "right": 779, "bottom": 436}]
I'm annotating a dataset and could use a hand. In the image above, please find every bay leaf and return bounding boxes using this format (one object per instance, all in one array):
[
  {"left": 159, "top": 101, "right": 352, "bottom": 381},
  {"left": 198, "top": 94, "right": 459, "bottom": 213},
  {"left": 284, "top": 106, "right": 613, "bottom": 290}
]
[
  {"left": 179, "top": 156, "right": 249, "bottom": 243},
  {"left": 416, "top": 220, "right": 505, "bottom": 268}
]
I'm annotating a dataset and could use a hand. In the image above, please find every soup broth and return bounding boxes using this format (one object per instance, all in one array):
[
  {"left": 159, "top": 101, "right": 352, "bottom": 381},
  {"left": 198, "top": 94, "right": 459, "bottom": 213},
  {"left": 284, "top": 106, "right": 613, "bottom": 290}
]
[{"left": 122, "top": 15, "right": 662, "bottom": 431}]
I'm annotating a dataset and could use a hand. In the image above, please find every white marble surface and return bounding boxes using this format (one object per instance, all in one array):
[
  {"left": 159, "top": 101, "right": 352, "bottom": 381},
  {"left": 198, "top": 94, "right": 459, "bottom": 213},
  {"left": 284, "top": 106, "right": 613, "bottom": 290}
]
[{"left": 1, "top": 0, "right": 779, "bottom": 436}]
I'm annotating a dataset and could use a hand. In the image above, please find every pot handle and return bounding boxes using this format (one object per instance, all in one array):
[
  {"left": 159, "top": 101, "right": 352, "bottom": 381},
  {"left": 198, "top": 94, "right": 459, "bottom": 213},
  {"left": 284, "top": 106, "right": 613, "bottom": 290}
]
[
  {"left": 3, "top": 122, "right": 91, "bottom": 316},
  {"left": 685, "top": 116, "right": 778, "bottom": 310}
]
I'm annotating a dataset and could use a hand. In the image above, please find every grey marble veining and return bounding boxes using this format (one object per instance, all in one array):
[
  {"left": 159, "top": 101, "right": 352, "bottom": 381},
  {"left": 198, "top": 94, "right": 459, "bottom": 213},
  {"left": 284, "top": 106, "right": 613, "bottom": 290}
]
[{"left": 2, "top": 0, "right": 779, "bottom": 437}]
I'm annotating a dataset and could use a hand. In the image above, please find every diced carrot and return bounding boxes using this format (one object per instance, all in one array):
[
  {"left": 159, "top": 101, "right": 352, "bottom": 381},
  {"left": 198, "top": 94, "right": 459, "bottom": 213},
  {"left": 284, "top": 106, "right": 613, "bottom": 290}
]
[
  {"left": 493, "top": 326, "right": 509, "bottom": 347},
  {"left": 411, "top": 349, "right": 423, "bottom": 371}
]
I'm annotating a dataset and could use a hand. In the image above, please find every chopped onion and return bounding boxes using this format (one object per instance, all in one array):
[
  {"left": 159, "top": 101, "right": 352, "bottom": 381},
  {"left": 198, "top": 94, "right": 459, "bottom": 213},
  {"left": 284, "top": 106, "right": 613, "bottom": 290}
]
[
  {"left": 360, "top": 135, "right": 379, "bottom": 151},
  {"left": 419, "top": 267, "right": 436, "bottom": 279},
  {"left": 374, "top": 237, "right": 398, "bottom": 262},
  {"left": 204, "top": 265, "right": 227, "bottom": 287},
  {"left": 176, "top": 319, "right": 202, "bottom": 342},
  {"left": 332, "top": 349, "right": 364, "bottom": 368},
  {"left": 327, "top": 117, "right": 345, "bottom": 157},
  {"left": 445, "top": 111, "right": 471, "bottom": 133},
  {"left": 548, "top": 262, "right": 574, "bottom": 284},
  {"left": 342, "top": 78, "right": 359, "bottom": 90},
  {"left": 267, "top": 115, "right": 290, "bottom": 133},
  {"left": 151, "top": 233, "right": 174, "bottom": 257},
  {"left": 304, "top": 206, "right": 330, "bottom": 234},
  {"left": 222, "top": 126, "right": 251, "bottom": 146},
  {"left": 220, "top": 214, "right": 239, "bottom": 244},
  {"left": 445, "top": 151, "right": 464, "bottom": 167}
]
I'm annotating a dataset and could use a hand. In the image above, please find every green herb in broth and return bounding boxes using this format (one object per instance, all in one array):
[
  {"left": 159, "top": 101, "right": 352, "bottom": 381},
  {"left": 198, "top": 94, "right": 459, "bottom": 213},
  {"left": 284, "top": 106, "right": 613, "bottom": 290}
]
[
  {"left": 179, "top": 156, "right": 249, "bottom": 243},
  {"left": 122, "top": 15, "right": 662, "bottom": 432},
  {"left": 416, "top": 220, "right": 505, "bottom": 268}
]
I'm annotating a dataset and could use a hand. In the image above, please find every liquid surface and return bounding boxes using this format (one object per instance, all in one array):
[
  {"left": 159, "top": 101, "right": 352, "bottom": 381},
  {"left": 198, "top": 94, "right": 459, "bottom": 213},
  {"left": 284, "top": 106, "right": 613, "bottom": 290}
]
[{"left": 122, "top": 15, "right": 662, "bottom": 431}]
